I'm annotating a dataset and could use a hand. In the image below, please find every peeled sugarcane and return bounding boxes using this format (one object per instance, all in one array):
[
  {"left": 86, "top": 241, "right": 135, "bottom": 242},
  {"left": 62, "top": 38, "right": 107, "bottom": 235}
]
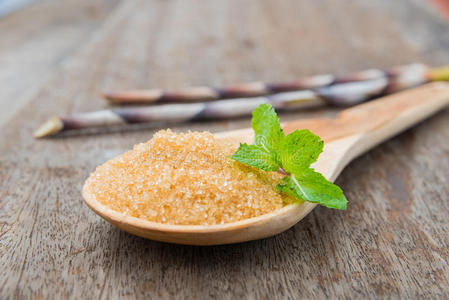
[
  {"left": 34, "top": 64, "right": 449, "bottom": 138},
  {"left": 102, "top": 63, "right": 448, "bottom": 104}
]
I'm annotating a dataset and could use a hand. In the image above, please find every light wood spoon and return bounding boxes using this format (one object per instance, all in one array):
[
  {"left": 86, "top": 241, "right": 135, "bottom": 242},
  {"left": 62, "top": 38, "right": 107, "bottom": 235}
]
[{"left": 82, "top": 82, "right": 449, "bottom": 245}]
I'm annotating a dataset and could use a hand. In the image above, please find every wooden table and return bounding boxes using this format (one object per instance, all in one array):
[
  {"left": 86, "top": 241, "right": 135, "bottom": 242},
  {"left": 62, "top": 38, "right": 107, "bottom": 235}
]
[{"left": 1, "top": 0, "right": 448, "bottom": 298}]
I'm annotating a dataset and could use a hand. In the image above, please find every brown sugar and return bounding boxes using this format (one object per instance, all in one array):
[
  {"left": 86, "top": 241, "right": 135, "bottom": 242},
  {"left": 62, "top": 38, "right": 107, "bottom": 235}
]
[{"left": 84, "top": 129, "right": 298, "bottom": 225}]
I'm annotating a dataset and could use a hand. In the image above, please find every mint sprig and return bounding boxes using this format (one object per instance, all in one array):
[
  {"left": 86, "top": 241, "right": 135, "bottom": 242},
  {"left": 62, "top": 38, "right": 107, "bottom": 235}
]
[{"left": 231, "top": 104, "right": 347, "bottom": 210}]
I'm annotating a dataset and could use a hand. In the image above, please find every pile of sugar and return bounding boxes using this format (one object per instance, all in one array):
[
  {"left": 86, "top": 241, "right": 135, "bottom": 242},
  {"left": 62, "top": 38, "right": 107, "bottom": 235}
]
[{"left": 85, "top": 130, "right": 296, "bottom": 225}]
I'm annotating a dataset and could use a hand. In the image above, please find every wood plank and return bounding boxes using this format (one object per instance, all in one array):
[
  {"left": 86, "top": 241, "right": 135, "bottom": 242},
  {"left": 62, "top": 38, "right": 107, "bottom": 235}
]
[
  {"left": 0, "top": 0, "right": 448, "bottom": 298},
  {"left": 0, "top": 0, "right": 121, "bottom": 126}
]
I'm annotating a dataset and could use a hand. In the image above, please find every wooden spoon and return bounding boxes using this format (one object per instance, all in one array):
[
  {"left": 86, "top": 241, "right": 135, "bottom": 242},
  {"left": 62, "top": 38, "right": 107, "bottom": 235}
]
[{"left": 82, "top": 82, "right": 449, "bottom": 245}]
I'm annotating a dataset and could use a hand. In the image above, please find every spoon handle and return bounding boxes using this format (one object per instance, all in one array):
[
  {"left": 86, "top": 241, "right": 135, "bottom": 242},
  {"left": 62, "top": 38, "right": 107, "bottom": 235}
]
[
  {"left": 283, "top": 82, "right": 449, "bottom": 182},
  {"left": 284, "top": 82, "right": 449, "bottom": 144},
  {"left": 338, "top": 82, "right": 449, "bottom": 157}
]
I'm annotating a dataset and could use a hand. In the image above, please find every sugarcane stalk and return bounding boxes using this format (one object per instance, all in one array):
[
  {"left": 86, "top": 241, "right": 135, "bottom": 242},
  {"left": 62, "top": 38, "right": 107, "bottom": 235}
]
[
  {"left": 34, "top": 91, "right": 320, "bottom": 138},
  {"left": 102, "top": 63, "right": 442, "bottom": 104},
  {"left": 35, "top": 65, "right": 449, "bottom": 138}
]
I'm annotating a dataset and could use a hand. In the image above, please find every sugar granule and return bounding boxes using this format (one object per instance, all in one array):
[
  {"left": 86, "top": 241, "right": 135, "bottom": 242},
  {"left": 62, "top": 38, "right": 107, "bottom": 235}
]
[{"left": 84, "top": 130, "right": 296, "bottom": 225}]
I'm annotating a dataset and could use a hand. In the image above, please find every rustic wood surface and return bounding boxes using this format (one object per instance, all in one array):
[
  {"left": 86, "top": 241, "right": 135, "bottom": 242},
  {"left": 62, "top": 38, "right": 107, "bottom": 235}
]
[{"left": 1, "top": 0, "right": 448, "bottom": 299}]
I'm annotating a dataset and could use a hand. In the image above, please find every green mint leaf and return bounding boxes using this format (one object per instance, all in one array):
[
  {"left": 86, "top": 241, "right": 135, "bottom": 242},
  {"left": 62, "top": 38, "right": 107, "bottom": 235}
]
[
  {"left": 277, "top": 169, "right": 347, "bottom": 210},
  {"left": 279, "top": 129, "right": 323, "bottom": 174},
  {"left": 231, "top": 103, "right": 348, "bottom": 210},
  {"left": 231, "top": 143, "right": 280, "bottom": 172},
  {"left": 251, "top": 104, "right": 284, "bottom": 163}
]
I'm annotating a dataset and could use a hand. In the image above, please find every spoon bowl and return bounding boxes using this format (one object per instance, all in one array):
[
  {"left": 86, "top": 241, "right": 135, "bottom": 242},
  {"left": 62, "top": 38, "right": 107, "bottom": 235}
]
[{"left": 83, "top": 82, "right": 449, "bottom": 245}]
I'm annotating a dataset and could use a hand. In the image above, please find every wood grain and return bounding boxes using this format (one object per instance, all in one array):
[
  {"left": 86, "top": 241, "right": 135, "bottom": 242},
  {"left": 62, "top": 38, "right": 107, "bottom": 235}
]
[
  {"left": 0, "top": 0, "right": 448, "bottom": 298},
  {"left": 0, "top": 0, "right": 120, "bottom": 126}
]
